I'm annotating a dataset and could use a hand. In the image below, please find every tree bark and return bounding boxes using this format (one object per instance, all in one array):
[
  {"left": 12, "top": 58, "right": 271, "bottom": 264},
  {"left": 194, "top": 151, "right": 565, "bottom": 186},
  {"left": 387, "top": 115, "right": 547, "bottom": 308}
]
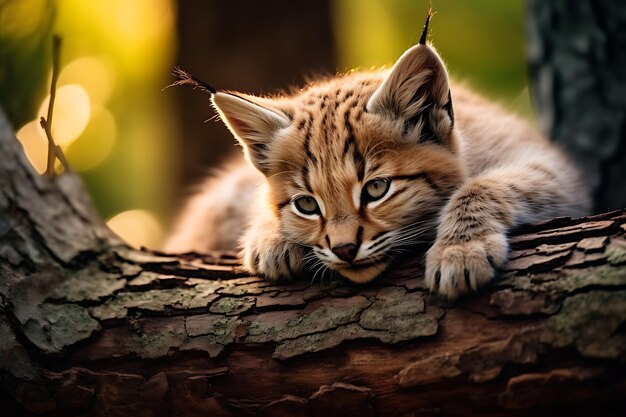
[
  {"left": 1, "top": 107, "right": 626, "bottom": 417},
  {"left": 527, "top": 0, "right": 626, "bottom": 213}
]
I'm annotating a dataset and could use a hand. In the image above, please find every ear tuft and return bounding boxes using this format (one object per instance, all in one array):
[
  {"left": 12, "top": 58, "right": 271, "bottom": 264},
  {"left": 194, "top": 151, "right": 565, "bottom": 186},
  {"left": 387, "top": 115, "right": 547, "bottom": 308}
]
[
  {"left": 419, "top": 7, "right": 433, "bottom": 45},
  {"left": 212, "top": 93, "right": 290, "bottom": 174},
  {"left": 169, "top": 67, "right": 216, "bottom": 94}
]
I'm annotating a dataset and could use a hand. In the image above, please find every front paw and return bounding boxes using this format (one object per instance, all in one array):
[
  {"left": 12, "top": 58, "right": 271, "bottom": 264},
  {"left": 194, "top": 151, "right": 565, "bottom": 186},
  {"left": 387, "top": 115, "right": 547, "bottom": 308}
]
[
  {"left": 425, "top": 232, "right": 508, "bottom": 299},
  {"left": 243, "top": 238, "right": 308, "bottom": 281}
]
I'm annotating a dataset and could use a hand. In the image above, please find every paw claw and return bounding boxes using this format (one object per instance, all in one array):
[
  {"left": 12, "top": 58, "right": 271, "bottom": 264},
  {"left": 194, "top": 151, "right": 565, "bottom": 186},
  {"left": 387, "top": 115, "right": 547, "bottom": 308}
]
[{"left": 425, "top": 232, "right": 508, "bottom": 298}]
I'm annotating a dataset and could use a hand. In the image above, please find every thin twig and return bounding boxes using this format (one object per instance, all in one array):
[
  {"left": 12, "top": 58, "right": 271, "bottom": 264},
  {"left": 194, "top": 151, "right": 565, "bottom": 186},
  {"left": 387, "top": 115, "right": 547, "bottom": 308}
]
[
  {"left": 40, "top": 35, "right": 70, "bottom": 178},
  {"left": 55, "top": 145, "right": 70, "bottom": 170}
]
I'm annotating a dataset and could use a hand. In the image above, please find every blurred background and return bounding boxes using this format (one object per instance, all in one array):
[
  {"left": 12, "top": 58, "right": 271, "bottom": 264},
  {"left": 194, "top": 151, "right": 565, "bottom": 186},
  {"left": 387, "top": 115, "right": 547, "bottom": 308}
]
[{"left": 0, "top": 0, "right": 528, "bottom": 249}]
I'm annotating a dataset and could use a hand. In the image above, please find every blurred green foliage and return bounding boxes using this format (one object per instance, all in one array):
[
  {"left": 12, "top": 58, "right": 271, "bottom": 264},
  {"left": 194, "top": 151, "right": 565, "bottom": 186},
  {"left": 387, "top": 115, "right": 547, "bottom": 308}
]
[
  {"left": 334, "top": 0, "right": 531, "bottom": 115},
  {"left": 0, "top": 0, "right": 54, "bottom": 127}
]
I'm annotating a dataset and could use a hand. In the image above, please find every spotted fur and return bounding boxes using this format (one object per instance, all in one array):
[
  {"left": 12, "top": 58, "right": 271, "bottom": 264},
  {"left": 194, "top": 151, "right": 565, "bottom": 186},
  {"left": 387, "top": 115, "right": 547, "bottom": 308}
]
[{"left": 165, "top": 19, "right": 590, "bottom": 298}]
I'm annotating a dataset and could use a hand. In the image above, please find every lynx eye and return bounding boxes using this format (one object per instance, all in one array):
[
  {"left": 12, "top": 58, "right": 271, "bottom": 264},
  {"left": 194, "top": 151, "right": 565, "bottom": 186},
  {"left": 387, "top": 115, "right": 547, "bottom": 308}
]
[
  {"left": 293, "top": 196, "right": 320, "bottom": 215},
  {"left": 363, "top": 178, "right": 390, "bottom": 202}
]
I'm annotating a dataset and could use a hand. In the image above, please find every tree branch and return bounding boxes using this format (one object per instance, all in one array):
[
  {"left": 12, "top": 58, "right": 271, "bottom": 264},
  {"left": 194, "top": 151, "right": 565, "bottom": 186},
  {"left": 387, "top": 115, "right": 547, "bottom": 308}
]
[{"left": 0, "top": 105, "right": 625, "bottom": 416}]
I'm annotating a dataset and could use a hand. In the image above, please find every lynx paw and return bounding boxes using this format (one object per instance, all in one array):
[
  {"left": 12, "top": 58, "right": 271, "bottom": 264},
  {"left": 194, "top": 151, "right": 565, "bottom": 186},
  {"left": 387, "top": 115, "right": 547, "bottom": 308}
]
[
  {"left": 425, "top": 232, "right": 508, "bottom": 299},
  {"left": 243, "top": 238, "right": 308, "bottom": 281}
]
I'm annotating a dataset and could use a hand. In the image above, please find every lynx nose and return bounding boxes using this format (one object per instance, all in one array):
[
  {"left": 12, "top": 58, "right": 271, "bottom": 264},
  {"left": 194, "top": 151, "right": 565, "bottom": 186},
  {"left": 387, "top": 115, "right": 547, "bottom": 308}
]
[{"left": 331, "top": 243, "right": 358, "bottom": 263}]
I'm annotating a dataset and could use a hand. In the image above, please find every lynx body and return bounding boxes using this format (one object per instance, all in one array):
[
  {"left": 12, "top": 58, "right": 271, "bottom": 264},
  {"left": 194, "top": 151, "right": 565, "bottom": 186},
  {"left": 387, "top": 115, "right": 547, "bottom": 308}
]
[{"left": 165, "top": 20, "right": 590, "bottom": 298}]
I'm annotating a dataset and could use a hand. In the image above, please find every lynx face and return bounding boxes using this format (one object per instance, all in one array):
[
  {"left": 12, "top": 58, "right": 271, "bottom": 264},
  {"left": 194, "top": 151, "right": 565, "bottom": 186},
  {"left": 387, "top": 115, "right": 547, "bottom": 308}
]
[
  {"left": 212, "top": 39, "right": 465, "bottom": 283},
  {"left": 266, "top": 102, "right": 463, "bottom": 283}
]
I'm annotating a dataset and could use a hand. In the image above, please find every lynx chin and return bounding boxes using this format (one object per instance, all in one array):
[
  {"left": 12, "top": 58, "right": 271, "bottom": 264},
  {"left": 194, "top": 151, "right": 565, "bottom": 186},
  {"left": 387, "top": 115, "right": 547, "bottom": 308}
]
[{"left": 165, "top": 15, "right": 590, "bottom": 298}]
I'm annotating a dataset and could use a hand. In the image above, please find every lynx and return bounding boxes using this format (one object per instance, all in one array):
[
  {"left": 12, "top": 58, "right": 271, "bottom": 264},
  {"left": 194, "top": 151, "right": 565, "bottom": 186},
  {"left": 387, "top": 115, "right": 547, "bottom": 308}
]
[{"left": 165, "top": 15, "right": 590, "bottom": 298}]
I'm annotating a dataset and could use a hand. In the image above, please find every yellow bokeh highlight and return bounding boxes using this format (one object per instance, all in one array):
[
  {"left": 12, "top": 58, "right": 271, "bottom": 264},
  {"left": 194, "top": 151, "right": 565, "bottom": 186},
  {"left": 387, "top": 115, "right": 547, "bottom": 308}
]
[
  {"left": 57, "top": 57, "right": 115, "bottom": 105},
  {"left": 107, "top": 209, "right": 163, "bottom": 249},
  {"left": 114, "top": 0, "right": 174, "bottom": 43},
  {"left": 53, "top": 0, "right": 176, "bottom": 79},
  {"left": 65, "top": 106, "right": 116, "bottom": 171},
  {"left": 15, "top": 120, "right": 48, "bottom": 174},
  {"left": 38, "top": 84, "right": 91, "bottom": 146}
]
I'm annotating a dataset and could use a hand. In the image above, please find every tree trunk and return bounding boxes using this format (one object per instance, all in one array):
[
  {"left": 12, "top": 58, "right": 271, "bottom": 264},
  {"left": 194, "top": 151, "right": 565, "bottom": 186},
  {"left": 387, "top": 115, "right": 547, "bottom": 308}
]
[
  {"left": 172, "top": 0, "right": 336, "bottom": 207},
  {"left": 527, "top": 0, "right": 626, "bottom": 213},
  {"left": 1, "top": 105, "right": 625, "bottom": 417}
]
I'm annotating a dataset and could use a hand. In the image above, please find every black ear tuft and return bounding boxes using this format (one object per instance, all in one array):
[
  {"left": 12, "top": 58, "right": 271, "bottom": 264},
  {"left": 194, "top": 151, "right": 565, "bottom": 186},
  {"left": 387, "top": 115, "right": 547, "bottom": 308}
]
[
  {"left": 419, "top": 7, "right": 434, "bottom": 45},
  {"left": 168, "top": 67, "right": 216, "bottom": 94}
]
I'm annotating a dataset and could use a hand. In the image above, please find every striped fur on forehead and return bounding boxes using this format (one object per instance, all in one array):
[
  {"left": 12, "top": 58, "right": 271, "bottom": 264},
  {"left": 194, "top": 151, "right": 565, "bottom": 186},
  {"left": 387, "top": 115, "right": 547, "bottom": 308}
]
[
  {"left": 272, "top": 78, "right": 373, "bottom": 167},
  {"left": 292, "top": 82, "right": 378, "bottom": 193}
]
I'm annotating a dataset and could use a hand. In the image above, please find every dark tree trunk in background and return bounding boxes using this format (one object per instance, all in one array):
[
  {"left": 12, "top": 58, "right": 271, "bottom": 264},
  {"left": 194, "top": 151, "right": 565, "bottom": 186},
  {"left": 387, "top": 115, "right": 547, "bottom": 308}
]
[
  {"left": 172, "top": 0, "right": 336, "bottom": 207},
  {"left": 527, "top": 0, "right": 626, "bottom": 213}
]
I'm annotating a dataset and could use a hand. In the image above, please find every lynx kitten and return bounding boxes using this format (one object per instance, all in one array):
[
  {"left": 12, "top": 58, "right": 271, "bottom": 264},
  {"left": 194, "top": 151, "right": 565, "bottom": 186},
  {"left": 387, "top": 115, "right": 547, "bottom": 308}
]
[{"left": 166, "top": 15, "right": 589, "bottom": 298}]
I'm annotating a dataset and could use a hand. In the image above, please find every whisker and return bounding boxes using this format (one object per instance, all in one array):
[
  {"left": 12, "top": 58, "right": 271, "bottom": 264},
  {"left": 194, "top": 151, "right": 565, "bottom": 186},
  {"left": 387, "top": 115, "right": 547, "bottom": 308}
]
[
  {"left": 311, "top": 262, "right": 328, "bottom": 285},
  {"left": 270, "top": 159, "right": 302, "bottom": 170},
  {"left": 267, "top": 170, "right": 298, "bottom": 180},
  {"left": 364, "top": 139, "right": 397, "bottom": 160}
]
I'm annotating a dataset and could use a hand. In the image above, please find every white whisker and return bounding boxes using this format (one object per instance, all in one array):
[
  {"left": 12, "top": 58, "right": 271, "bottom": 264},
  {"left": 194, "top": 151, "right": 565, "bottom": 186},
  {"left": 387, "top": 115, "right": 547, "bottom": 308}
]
[{"left": 267, "top": 170, "right": 298, "bottom": 180}]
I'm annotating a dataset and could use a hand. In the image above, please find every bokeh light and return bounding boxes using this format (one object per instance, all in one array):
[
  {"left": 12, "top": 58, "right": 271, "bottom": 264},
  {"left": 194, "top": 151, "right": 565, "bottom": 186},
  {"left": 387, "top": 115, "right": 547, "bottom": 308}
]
[
  {"left": 114, "top": 0, "right": 174, "bottom": 44},
  {"left": 56, "top": 57, "right": 115, "bottom": 105},
  {"left": 65, "top": 105, "right": 116, "bottom": 171},
  {"left": 37, "top": 84, "right": 91, "bottom": 146},
  {"left": 15, "top": 120, "right": 48, "bottom": 174},
  {"left": 106, "top": 209, "right": 163, "bottom": 249}
]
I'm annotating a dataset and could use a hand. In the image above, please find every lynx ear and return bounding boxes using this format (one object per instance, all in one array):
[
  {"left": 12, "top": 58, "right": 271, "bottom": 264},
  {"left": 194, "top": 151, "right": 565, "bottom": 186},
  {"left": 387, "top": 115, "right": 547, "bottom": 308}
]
[
  {"left": 366, "top": 15, "right": 454, "bottom": 147},
  {"left": 212, "top": 92, "right": 290, "bottom": 173}
]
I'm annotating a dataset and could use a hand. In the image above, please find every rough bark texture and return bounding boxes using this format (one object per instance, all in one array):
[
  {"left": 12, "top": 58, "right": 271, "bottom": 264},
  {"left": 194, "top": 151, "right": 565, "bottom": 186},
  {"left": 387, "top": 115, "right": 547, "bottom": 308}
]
[
  {"left": 2, "top": 103, "right": 626, "bottom": 417},
  {"left": 527, "top": 0, "right": 626, "bottom": 213}
]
